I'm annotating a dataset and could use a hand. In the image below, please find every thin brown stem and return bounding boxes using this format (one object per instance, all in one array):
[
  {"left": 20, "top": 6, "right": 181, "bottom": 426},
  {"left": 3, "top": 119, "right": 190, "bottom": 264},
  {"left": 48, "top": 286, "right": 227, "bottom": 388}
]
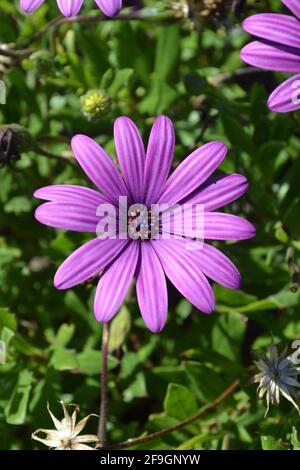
[
  {"left": 221, "top": 431, "right": 231, "bottom": 450},
  {"left": 0, "top": 43, "right": 36, "bottom": 59},
  {"left": 23, "top": 9, "right": 179, "bottom": 47},
  {"left": 108, "top": 379, "right": 240, "bottom": 450},
  {"left": 36, "top": 135, "right": 70, "bottom": 144},
  {"left": 34, "top": 144, "right": 75, "bottom": 167},
  {"left": 286, "top": 246, "right": 299, "bottom": 293},
  {"left": 97, "top": 322, "right": 110, "bottom": 447}
]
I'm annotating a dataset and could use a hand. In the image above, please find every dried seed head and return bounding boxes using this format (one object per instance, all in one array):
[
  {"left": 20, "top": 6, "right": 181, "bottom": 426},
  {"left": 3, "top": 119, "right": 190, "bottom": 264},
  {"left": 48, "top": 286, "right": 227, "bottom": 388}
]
[
  {"left": 32, "top": 401, "right": 99, "bottom": 450},
  {"left": 0, "top": 124, "right": 33, "bottom": 168},
  {"left": 253, "top": 340, "right": 300, "bottom": 417},
  {"left": 171, "top": 0, "right": 241, "bottom": 29}
]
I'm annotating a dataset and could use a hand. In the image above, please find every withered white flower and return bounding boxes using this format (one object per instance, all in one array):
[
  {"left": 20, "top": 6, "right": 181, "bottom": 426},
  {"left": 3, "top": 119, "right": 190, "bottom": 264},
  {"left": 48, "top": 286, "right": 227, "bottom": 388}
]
[
  {"left": 253, "top": 341, "right": 300, "bottom": 417},
  {"left": 32, "top": 401, "right": 99, "bottom": 450}
]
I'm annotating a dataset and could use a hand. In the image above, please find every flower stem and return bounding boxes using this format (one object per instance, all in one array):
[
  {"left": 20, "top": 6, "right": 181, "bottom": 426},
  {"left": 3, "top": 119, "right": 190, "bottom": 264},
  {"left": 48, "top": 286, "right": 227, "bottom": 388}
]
[
  {"left": 34, "top": 143, "right": 76, "bottom": 167},
  {"left": 286, "top": 246, "right": 299, "bottom": 293},
  {"left": 97, "top": 322, "right": 110, "bottom": 447},
  {"left": 22, "top": 9, "right": 180, "bottom": 48},
  {"left": 108, "top": 379, "right": 239, "bottom": 450}
]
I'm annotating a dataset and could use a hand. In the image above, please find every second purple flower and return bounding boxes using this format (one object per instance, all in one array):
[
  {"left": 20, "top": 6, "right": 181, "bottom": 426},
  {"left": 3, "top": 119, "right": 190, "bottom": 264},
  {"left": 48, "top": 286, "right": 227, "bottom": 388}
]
[{"left": 241, "top": 0, "right": 300, "bottom": 113}]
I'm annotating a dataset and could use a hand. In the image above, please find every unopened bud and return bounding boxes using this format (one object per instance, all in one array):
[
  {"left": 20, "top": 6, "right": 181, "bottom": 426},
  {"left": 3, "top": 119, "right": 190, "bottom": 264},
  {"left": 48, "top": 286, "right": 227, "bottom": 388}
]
[{"left": 80, "top": 89, "right": 111, "bottom": 121}]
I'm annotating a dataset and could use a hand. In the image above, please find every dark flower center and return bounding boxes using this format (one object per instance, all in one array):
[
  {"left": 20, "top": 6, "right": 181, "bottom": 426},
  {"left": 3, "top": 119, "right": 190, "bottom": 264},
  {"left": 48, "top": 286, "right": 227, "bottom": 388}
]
[{"left": 127, "top": 204, "right": 159, "bottom": 240}]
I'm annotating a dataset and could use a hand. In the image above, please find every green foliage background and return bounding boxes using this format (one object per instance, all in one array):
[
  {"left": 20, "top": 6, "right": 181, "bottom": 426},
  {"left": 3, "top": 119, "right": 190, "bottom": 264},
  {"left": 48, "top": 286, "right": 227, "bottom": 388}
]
[{"left": 0, "top": 0, "right": 300, "bottom": 450}]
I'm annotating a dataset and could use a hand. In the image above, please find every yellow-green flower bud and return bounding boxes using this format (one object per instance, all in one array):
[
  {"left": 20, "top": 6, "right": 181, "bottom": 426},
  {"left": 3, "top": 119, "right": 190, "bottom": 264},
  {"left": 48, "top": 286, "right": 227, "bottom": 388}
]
[{"left": 80, "top": 89, "right": 111, "bottom": 121}]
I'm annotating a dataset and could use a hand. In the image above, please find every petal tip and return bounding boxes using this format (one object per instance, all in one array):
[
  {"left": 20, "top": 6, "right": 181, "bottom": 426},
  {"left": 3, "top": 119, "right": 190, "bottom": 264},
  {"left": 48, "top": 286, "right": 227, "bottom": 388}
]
[
  {"left": 240, "top": 43, "right": 255, "bottom": 63},
  {"left": 146, "top": 321, "right": 165, "bottom": 334},
  {"left": 96, "top": 0, "right": 122, "bottom": 17},
  {"left": 249, "top": 223, "right": 256, "bottom": 238},
  {"left": 211, "top": 141, "right": 228, "bottom": 159},
  {"left": 231, "top": 273, "right": 243, "bottom": 291},
  {"left": 33, "top": 188, "right": 42, "bottom": 199},
  {"left": 53, "top": 272, "right": 65, "bottom": 290},
  {"left": 71, "top": 134, "right": 89, "bottom": 154},
  {"left": 71, "top": 133, "right": 85, "bottom": 146},
  {"left": 203, "top": 302, "right": 215, "bottom": 315},
  {"left": 34, "top": 205, "right": 44, "bottom": 223}
]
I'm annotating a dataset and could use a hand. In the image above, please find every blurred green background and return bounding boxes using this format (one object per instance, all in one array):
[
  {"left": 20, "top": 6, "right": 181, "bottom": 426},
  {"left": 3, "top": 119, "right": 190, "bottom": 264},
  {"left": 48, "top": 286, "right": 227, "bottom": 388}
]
[{"left": 0, "top": 0, "right": 300, "bottom": 450}]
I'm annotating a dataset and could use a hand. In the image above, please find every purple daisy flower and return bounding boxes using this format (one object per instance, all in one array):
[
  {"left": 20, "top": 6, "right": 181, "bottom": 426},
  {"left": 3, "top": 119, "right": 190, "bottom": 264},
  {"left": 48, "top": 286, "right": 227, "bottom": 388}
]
[
  {"left": 241, "top": 0, "right": 300, "bottom": 113},
  {"left": 34, "top": 116, "right": 255, "bottom": 333},
  {"left": 20, "top": 0, "right": 122, "bottom": 17}
]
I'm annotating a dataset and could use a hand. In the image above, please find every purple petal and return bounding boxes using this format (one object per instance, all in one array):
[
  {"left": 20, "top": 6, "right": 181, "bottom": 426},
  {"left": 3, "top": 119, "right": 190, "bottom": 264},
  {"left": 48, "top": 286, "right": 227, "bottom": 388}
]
[
  {"left": 152, "top": 240, "right": 215, "bottom": 314},
  {"left": 268, "top": 74, "right": 300, "bottom": 112},
  {"left": 35, "top": 202, "right": 99, "bottom": 232},
  {"left": 157, "top": 142, "right": 227, "bottom": 206},
  {"left": 243, "top": 14, "right": 300, "bottom": 50},
  {"left": 34, "top": 184, "right": 108, "bottom": 205},
  {"left": 94, "top": 0, "right": 122, "bottom": 17},
  {"left": 71, "top": 135, "right": 130, "bottom": 205},
  {"left": 162, "top": 211, "right": 255, "bottom": 241},
  {"left": 94, "top": 242, "right": 139, "bottom": 322},
  {"left": 54, "top": 238, "right": 128, "bottom": 289},
  {"left": 203, "top": 213, "right": 256, "bottom": 240},
  {"left": 283, "top": 0, "right": 300, "bottom": 20},
  {"left": 188, "top": 242, "right": 241, "bottom": 289},
  {"left": 114, "top": 117, "right": 145, "bottom": 202},
  {"left": 241, "top": 41, "right": 300, "bottom": 73},
  {"left": 136, "top": 242, "right": 168, "bottom": 333},
  {"left": 144, "top": 116, "right": 175, "bottom": 205},
  {"left": 182, "top": 174, "right": 249, "bottom": 211},
  {"left": 56, "top": 0, "right": 83, "bottom": 16},
  {"left": 20, "top": 0, "right": 45, "bottom": 12}
]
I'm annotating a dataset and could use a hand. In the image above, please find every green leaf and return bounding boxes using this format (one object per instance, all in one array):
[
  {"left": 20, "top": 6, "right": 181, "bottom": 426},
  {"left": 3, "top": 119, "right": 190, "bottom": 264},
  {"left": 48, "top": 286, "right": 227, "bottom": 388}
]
[
  {"left": 215, "top": 285, "right": 257, "bottom": 307},
  {"left": 274, "top": 224, "right": 289, "bottom": 244},
  {"left": 12, "top": 334, "right": 45, "bottom": 358},
  {"left": 4, "top": 196, "right": 32, "bottom": 214},
  {"left": 0, "top": 308, "right": 17, "bottom": 331},
  {"left": 52, "top": 324, "right": 75, "bottom": 348},
  {"left": 108, "top": 68, "right": 134, "bottom": 97},
  {"left": 100, "top": 68, "right": 114, "bottom": 89},
  {"left": 183, "top": 362, "right": 227, "bottom": 403},
  {"left": 0, "top": 245, "right": 21, "bottom": 268},
  {"left": 261, "top": 435, "right": 286, "bottom": 450},
  {"left": 108, "top": 306, "right": 131, "bottom": 353},
  {"left": 1, "top": 326, "right": 15, "bottom": 348},
  {"left": 217, "top": 288, "right": 299, "bottom": 313},
  {"left": 139, "top": 81, "right": 177, "bottom": 115},
  {"left": 50, "top": 233, "right": 75, "bottom": 254},
  {"left": 290, "top": 427, "right": 300, "bottom": 450},
  {"left": 155, "top": 25, "right": 179, "bottom": 82},
  {"left": 77, "top": 349, "right": 119, "bottom": 376},
  {"left": 164, "top": 383, "right": 198, "bottom": 422},
  {"left": 5, "top": 370, "right": 35, "bottom": 425},
  {"left": 212, "top": 312, "right": 246, "bottom": 361},
  {"left": 221, "top": 114, "right": 255, "bottom": 155},
  {"left": 177, "top": 432, "right": 223, "bottom": 450},
  {"left": 123, "top": 372, "right": 147, "bottom": 402},
  {"left": 50, "top": 348, "right": 78, "bottom": 371}
]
